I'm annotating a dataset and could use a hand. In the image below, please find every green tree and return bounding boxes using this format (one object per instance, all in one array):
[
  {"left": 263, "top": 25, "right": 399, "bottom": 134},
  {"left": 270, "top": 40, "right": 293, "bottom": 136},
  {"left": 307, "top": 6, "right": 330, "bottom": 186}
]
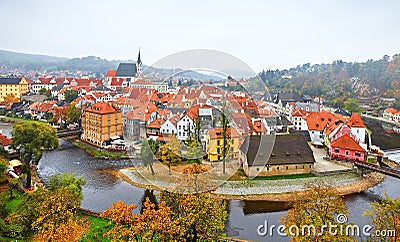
[
  {"left": 12, "top": 121, "right": 59, "bottom": 165},
  {"left": 38, "top": 88, "right": 47, "bottom": 95},
  {"left": 344, "top": 98, "right": 362, "bottom": 114},
  {"left": 140, "top": 138, "right": 158, "bottom": 175},
  {"left": 48, "top": 173, "right": 86, "bottom": 200},
  {"left": 363, "top": 194, "right": 400, "bottom": 241},
  {"left": 186, "top": 137, "right": 202, "bottom": 164},
  {"left": 66, "top": 103, "right": 81, "bottom": 125},
  {"left": 64, "top": 90, "right": 78, "bottom": 103},
  {"left": 280, "top": 182, "right": 354, "bottom": 241},
  {"left": 8, "top": 178, "right": 21, "bottom": 199},
  {"left": 219, "top": 101, "right": 231, "bottom": 174}
]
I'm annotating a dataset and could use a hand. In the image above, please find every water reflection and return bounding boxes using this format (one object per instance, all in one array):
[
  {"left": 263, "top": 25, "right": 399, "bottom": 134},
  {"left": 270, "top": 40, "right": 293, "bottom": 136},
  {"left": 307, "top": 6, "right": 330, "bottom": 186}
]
[{"left": 35, "top": 138, "right": 399, "bottom": 241}]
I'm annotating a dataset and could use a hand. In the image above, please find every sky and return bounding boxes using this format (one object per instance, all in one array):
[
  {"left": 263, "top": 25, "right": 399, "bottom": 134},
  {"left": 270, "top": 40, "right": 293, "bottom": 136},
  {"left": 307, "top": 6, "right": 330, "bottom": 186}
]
[{"left": 1, "top": 0, "right": 400, "bottom": 72}]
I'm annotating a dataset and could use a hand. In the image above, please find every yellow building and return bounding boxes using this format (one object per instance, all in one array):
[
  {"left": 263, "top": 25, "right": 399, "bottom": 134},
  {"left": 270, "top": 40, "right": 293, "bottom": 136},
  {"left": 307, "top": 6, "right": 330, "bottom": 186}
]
[
  {"left": 0, "top": 77, "right": 29, "bottom": 101},
  {"left": 206, "top": 127, "right": 240, "bottom": 162},
  {"left": 82, "top": 102, "right": 122, "bottom": 147}
]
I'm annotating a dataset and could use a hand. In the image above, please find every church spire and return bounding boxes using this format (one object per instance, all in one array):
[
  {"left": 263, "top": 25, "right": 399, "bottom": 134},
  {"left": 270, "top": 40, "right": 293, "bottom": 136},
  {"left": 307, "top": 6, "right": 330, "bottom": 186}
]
[
  {"left": 136, "top": 48, "right": 142, "bottom": 77},
  {"left": 137, "top": 47, "right": 142, "bottom": 65}
]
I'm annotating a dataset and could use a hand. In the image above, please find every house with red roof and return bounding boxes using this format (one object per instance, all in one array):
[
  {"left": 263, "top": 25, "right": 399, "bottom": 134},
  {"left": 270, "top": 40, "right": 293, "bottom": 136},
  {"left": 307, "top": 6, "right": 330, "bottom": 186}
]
[
  {"left": 0, "top": 133, "right": 13, "bottom": 153},
  {"left": 305, "top": 111, "right": 345, "bottom": 146},
  {"left": 383, "top": 108, "right": 398, "bottom": 121},
  {"left": 81, "top": 102, "right": 122, "bottom": 147},
  {"left": 394, "top": 112, "right": 400, "bottom": 123},
  {"left": 160, "top": 114, "right": 180, "bottom": 136},
  {"left": 347, "top": 113, "right": 366, "bottom": 144},
  {"left": 106, "top": 70, "right": 117, "bottom": 86},
  {"left": 329, "top": 133, "right": 365, "bottom": 162},
  {"left": 146, "top": 118, "right": 163, "bottom": 137},
  {"left": 206, "top": 127, "right": 241, "bottom": 162}
]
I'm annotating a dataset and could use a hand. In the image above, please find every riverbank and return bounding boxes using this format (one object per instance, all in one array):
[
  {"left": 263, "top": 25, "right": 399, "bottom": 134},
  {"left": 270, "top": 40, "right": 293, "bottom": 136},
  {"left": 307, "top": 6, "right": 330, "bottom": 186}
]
[
  {"left": 72, "top": 140, "right": 137, "bottom": 160},
  {"left": 118, "top": 159, "right": 398, "bottom": 202}
]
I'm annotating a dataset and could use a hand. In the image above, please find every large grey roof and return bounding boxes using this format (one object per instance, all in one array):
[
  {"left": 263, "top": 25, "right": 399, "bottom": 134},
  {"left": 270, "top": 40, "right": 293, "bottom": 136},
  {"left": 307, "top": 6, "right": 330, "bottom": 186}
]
[
  {"left": 116, "top": 63, "right": 137, "bottom": 77},
  {"left": 241, "top": 134, "right": 315, "bottom": 166},
  {"left": 0, "top": 77, "right": 23, "bottom": 84}
]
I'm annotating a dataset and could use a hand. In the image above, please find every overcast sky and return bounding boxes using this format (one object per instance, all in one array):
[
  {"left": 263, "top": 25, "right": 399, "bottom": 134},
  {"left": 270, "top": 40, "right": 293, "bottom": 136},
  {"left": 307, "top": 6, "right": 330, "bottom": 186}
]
[{"left": 1, "top": 0, "right": 400, "bottom": 72}]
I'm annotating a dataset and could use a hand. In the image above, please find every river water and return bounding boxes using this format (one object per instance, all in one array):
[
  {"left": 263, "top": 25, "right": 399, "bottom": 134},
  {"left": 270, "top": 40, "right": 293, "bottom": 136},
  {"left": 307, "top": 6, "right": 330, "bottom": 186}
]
[{"left": 1, "top": 121, "right": 399, "bottom": 241}]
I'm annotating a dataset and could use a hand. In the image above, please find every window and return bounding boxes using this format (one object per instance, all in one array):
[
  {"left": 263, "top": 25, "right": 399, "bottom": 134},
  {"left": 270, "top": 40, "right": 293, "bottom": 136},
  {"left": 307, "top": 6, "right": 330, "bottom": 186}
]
[
  {"left": 345, "top": 150, "right": 349, "bottom": 155},
  {"left": 277, "top": 167, "right": 280, "bottom": 170},
  {"left": 217, "top": 140, "right": 220, "bottom": 145},
  {"left": 286, "top": 166, "right": 288, "bottom": 170},
  {"left": 231, "top": 139, "right": 234, "bottom": 144},
  {"left": 335, "top": 148, "right": 340, "bottom": 153},
  {"left": 355, "top": 152, "right": 361, "bottom": 157}
]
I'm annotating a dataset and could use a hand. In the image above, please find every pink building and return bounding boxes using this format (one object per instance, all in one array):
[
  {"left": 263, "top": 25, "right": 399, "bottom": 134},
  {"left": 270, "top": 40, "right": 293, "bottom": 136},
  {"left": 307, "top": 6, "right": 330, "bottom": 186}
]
[{"left": 329, "top": 134, "right": 365, "bottom": 162}]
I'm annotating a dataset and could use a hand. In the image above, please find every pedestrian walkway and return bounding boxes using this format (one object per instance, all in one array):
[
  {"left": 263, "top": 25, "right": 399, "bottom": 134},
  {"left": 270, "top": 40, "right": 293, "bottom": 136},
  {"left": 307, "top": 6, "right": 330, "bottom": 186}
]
[{"left": 310, "top": 146, "right": 354, "bottom": 175}]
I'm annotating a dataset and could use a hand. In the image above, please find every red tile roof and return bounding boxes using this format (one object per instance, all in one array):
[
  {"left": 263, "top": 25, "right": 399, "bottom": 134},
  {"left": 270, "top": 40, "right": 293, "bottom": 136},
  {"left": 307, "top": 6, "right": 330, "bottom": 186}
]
[
  {"left": 330, "top": 134, "right": 364, "bottom": 152},
  {"left": 106, "top": 70, "right": 117, "bottom": 77},
  {"left": 86, "top": 102, "right": 117, "bottom": 114},
  {"left": 147, "top": 118, "right": 163, "bottom": 129},
  {"left": 305, "top": 111, "right": 345, "bottom": 131},
  {"left": 385, "top": 108, "right": 398, "bottom": 115},
  {"left": 208, "top": 127, "right": 240, "bottom": 139},
  {"left": 0, "top": 134, "right": 12, "bottom": 146},
  {"left": 348, "top": 113, "right": 366, "bottom": 128}
]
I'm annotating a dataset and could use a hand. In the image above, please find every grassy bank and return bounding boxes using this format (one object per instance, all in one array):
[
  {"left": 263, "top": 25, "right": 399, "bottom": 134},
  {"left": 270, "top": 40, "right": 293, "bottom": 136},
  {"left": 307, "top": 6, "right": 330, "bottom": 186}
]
[
  {"left": 73, "top": 140, "right": 123, "bottom": 159},
  {"left": 80, "top": 215, "right": 111, "bottom": 242},
  {"left": 250, "top": 173, "right": 316, "bottom": 180}
]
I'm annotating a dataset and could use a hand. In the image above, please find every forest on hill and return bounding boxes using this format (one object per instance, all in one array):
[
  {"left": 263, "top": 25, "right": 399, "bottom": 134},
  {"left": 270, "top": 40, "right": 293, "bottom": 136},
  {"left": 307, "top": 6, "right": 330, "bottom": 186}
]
[{"left": 259, "top": 54, "right": 400, "bottom": 106}]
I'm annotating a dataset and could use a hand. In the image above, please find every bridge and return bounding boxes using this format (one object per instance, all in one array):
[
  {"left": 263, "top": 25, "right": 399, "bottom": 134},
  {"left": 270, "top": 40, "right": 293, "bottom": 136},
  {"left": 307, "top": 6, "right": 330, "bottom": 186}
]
[
  {"left": 353, "top": 160, "right": 400, "bottom": 179},
  {"left": 57, "top": 130, "right": 82, "bottom": 138}
]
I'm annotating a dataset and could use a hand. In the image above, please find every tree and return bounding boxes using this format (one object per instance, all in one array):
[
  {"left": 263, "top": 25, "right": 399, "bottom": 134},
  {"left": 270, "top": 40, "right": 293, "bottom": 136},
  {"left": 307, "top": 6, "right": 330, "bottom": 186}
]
[
  {"left": 159, "top": 135, "right": 181, "bottom": 175},
  {"left": 101, "top": 199, "right": 177, "bottom": 241},
  {"left": 344, "top": 98, "right": 362, "bottom": 114},
  {"left": 48, "top": 173, "right": 86, "bottom": 200},
  {"left": 53, "top": 107, "right": 67, "bottom": 127},
  {"left": 363, "top": 194, "right": 399, "bottom": 241},
  {"left": 64, "top": 90, "right": 78, "bottom": 103},
  {"left": 31, "top": 188, "right": 81, "bottom": 237},
  {"left": 280, "top": 182, "right": 354, "bottom": 241},
  {"left": 159, "top": 191, "right": 227, "bottom": 241},
  {"left": 186, "top": 137, "right": 202, "bottom": 164},
  {"left": 39, "top": 88, "right": 47, "bottom": 95},
  {"left": 140, "top": 138, "right": 157, "bottom": 175},
  {"left": 8, "top": 178, "right": 21, "bottom": 199},
  {"left": 219, "top": 101, "right": 231, "bottom": 174},
  {"left": 3, "top": 93, "right": 19, "bottom": 103},
  {"left": 33, "top": 220, "right": 89, "bottom": 242},
  {"left": 12, "top": 121, "right": 59, "bottom": 165},
  {"left": 0, "top": 157, "right": 7, "bottom": 180},
  {"left": 66, "top": 103, "right": 81, "bottom": 125}
]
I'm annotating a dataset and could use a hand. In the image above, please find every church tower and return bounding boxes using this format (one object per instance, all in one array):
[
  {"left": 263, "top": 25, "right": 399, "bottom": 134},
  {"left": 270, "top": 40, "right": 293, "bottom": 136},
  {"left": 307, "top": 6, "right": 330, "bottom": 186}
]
[{"left": 136, "top": 48, "right": 142, "bottom": 77}]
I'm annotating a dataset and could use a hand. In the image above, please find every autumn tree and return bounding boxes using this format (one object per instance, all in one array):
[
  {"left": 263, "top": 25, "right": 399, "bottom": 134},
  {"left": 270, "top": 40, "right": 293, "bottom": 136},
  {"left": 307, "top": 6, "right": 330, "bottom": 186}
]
[
  {"left": 12, "top": 121, "right": 59, "bottom": 165},
  {"left": 159, "top": 190, "right": 227, "bottom": 241},
  {"left": 30, "top": 188, "right": 81, "bottom": 238},
  {"left": 159, "top": 135, "right": 181, "bottom": 175},
  {"left": 66, "top": 103, "right": 81, "bottom": 125},
  {"left": 140, "top": 138, "right": 158, "bottom": 175},
  {"left": 33, "top": 220, "right": 89, "bottom": 242},
  {"left": 52, "top": 107, "right": 67, "bottom": 127},
  {"left": 363, "top": 194, "right": 400, "bottom": 241},
  {"left": 101, "top": 199, "right": 177, "bottom": 241},
  {"left": 280, "top": 182, "right": 354, "bottom": 241}
]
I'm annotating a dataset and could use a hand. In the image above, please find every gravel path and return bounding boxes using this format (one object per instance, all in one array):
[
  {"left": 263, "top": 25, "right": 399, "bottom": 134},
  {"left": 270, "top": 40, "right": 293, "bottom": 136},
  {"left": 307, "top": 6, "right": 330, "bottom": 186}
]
[{"left": 120, "top": 169, "right": 361, "bottom": 196}]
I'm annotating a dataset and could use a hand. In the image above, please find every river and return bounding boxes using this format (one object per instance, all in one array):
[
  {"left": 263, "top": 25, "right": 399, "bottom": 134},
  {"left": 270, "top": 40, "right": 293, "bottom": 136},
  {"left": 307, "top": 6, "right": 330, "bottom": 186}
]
[{"left": 1, "top": 121, "right": 399, "bottom": 241}]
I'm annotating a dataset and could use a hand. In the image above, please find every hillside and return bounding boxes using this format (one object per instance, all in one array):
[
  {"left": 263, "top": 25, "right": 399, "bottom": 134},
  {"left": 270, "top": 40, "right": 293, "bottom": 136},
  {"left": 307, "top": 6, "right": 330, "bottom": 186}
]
[
  {"left": 259, "top": 54, "right": 400, "bottom": 104},
  {"left": 0, "top": 49, "right": 68, "bottom": 64}
]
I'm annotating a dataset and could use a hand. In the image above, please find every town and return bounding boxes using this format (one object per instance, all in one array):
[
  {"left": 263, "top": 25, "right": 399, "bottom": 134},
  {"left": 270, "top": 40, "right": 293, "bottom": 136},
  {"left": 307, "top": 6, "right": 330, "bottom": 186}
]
[{"left": 0, "top": 50, "right": 398, "bottom": 181}]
